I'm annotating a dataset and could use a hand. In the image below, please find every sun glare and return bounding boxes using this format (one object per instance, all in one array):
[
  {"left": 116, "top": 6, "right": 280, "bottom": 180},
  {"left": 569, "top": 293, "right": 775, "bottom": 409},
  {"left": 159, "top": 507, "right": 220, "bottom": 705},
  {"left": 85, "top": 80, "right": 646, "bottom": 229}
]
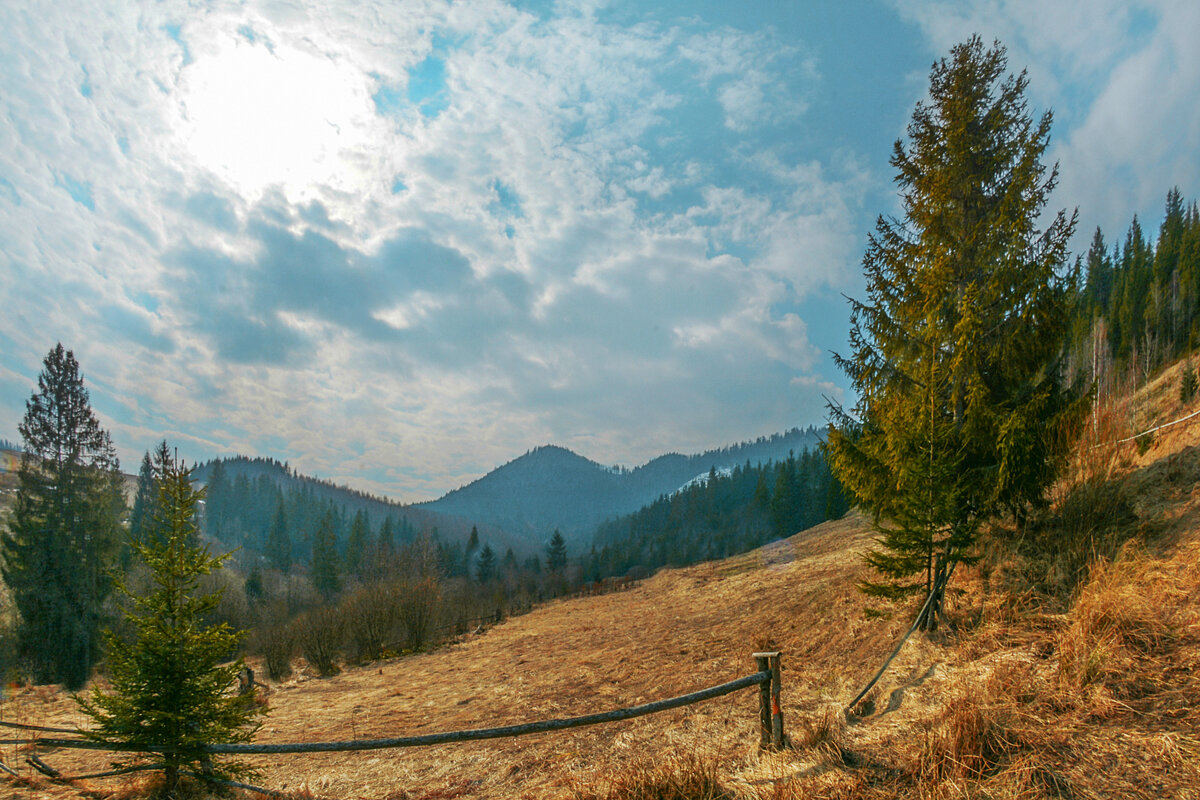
[{"left": 178, "top": 39, "right": 378, "bottom": 201}]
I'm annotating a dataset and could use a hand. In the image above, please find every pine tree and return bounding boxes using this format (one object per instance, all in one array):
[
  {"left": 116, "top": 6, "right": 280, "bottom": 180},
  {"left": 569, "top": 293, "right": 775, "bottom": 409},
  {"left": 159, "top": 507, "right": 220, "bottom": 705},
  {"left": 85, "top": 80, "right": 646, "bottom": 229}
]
[
  {"left": 78, "top": 457, "right": 262, "bottom": 795},
  {"left": 266, "top": 499, "right": 292, "bottom": 574},
  {"left": 826, "top": 38, "right": 1085, "bottom": 612},
  {"left": 501, "top": 547, "right": 518, "bottom": 576},
  {"left": 129, "top": 452, "right": 156, "bottom": 548},
  {"left": 129, "top": 441, "right": 175, "bottom": 552},
  {"left": 344, "top": 510, "right": 369, "bottom": 578},
  {"left": 310, "top": 509, "right": 341, "bottom": 599},
  {"left": 204, "top": 460, "right": 231, "bottom": 541},
  {"left": 1181, "top": 360, "right": 1197, "bottom": 405},
  {"left": 2, "top": 344, "right": 124, "bottom": 688},
  {"left": 546, "top": 530, "right": 568, "bottom": 573},
  {"left": 475, "top": 543, "right": 496, "bottom": 584},
  {"left": 374, "top": 516, "right": 397, "bottom": 578}
]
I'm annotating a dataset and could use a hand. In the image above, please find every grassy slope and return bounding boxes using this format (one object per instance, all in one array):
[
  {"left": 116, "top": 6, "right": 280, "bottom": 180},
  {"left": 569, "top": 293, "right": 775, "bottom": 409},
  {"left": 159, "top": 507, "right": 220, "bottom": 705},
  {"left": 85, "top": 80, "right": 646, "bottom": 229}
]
[{"left": 3, "top": 363, "right": 1200, "bottom": 799}]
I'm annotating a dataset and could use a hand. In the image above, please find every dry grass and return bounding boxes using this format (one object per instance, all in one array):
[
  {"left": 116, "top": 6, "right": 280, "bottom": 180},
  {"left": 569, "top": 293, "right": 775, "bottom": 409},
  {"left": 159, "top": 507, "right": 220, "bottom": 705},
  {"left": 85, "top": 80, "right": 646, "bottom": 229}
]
[
  {"left": 5, "top": 362, "right": 1200, "bottom": 799},
  {"left": 572, "top": 753, "right": 740, "bottom": 800}
]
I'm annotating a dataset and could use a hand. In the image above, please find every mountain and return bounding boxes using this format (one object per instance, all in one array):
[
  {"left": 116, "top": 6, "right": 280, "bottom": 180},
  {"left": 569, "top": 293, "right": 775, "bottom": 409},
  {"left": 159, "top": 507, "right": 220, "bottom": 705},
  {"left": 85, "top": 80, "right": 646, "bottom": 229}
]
[
  {"left": 190, "top": 456, "right": 516, "bottom": 555},
  {"left": 418, "top": 427, "right": 823, "bottom": 546}
]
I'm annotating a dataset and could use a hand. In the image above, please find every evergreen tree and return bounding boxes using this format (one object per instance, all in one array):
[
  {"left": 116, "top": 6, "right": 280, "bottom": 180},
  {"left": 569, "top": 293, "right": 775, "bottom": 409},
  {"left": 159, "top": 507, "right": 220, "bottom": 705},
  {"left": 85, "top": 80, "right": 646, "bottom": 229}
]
[
  {"left": 310, "top": 509, "right": 340, "bottom": 599},
  {"left": 374, "top": 516, "right": 397, "bottom": 578},
  {"left": 475, "top": 543, "right": 496, "bottom": 584},
  {"left": 501, "top": 547, "right": 518, "bottom": 576},
  {"left": 826, "top": 38, "right": 1085, "bottom": 610},
  {"left": 129, "top": 452, "right": 156, "bottom": 549},
  {"left": 2, "top": 344, "right": 124, "bottom": 688},
  {"left": 344, "top": 509, "right": 369, "bottom": 578},
  {"left": 244, "top": 567, "right": 265, "bottom": 604},
  {"left": 129, "top": 441, "right": 175, "bottom": 551},
  {"left": 203, "top": 459, "right": 231, "bottom": 541},
  {"left": 546, "top": 530, "right": 568, "bottom": 573},
  {"left": 78, "top": 457, "right": 262, "bottom": 795},
  {"left": 1181, "top": 360, "right": 1198, "bottom": 405},
  {"left": 266, "top": 499, "right": 291, "bottom": 574}
]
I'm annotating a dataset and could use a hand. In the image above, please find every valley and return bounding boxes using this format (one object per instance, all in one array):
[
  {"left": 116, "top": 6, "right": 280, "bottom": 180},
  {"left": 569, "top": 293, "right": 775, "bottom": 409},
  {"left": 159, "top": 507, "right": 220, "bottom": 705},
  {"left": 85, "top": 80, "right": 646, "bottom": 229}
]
[{"left": 5, "top": 359, "right": 1199, "bottom": 798}]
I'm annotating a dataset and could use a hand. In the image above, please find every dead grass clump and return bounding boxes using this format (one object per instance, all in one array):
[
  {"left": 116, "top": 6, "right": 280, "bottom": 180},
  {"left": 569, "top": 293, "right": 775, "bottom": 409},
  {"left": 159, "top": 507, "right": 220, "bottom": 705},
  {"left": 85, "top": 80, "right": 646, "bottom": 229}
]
[
  {"left": 915, "top": 693, "right": 1019, "bottom": 785},
  {"left": 1013, "top": 476, "right": 1138, "bottom": 600},
  {"left": 105, "top": 772, "right": 217, "bottom": 800},
  {"left": 1056, "top": 555, "right": 1175, "bottom": 696},
  {"left": 792, "top": 705, "right": 845, "bottom": 758},
  {"left": 573, "top": 754, "right": 741, "bottom": 800}
]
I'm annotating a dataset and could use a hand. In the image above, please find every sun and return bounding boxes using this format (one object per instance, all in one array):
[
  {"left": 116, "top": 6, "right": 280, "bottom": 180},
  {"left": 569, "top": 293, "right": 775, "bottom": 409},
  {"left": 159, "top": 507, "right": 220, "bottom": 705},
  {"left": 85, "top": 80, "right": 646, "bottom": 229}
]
[{"left": 177, "top": 37, "right": 379, "bottom": 201}]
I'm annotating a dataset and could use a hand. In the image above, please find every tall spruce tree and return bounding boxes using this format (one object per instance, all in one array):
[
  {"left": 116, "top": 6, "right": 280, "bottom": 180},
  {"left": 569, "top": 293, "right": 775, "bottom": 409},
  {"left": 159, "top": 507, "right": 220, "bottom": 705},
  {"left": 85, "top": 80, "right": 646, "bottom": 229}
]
[
  {"left": 826, "top": 38, "right": 1085, "bottom": 615},
  {"left": 2, "top": 344, "right": 124, "bottom": 688},
  {"left": 545, "top": 530, "right": 568, "bottom": 573},
  {"left": 78, "top": 456, "right": 262, "bottom": 795},
  {"left": 129, "top": 441, "right": 174, "bottom": 551},
  {"left": 129, "top": 453, "right": 156, "bottom": 547},
  {"left": 475, "top": 543, "right": 496, "bottom": 584},
  {"left": 344, "top": 509, "right": 369, "bottom": 578},
  {"left": 310, "top": 509, "right": 341, "bottom": 599},
  {"left": 266, "top": 498, "right": 292, "bottom": 574}
]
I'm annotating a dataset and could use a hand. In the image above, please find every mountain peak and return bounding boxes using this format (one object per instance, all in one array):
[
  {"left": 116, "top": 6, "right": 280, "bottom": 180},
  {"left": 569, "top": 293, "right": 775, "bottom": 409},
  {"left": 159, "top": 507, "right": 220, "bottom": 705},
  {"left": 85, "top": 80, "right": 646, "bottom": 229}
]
[{"left": 420, "top": 428, "right": 822, "bottom": 546}]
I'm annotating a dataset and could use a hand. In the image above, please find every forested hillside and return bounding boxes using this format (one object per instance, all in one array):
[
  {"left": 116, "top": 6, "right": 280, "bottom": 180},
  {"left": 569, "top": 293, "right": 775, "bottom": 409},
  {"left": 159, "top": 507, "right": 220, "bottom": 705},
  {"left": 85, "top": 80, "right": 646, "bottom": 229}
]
[
  {"left": 1072, "top": 187, "right": 1200, "bottom": 382},
  {"left": 421, "top": 427, "right": 823, "bottom": 543},
  {"left": 190, "top": 456, "right": 516, "bottom": 575},
  {"left": 589, "top": 447, "right": 848, "bottom": 578}
]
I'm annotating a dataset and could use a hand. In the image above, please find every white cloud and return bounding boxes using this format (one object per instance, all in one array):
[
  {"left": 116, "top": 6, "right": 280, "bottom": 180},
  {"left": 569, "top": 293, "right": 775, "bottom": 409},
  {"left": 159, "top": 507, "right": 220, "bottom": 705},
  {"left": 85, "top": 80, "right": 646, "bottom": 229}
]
[
  {"left": 889, "top": 0, "right": 1200, "bottom": 240},
  {"left": 0, "top": 0, "right": 866, "bottom": 497}
]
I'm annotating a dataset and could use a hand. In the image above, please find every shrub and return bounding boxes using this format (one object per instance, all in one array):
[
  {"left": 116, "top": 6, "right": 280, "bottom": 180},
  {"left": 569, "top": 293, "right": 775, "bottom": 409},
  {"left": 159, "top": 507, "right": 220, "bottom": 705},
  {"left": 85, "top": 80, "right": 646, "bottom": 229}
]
[
  {"left": 397, "top": 577, "right": 442, "bottom": 652},
  {"left": 346, "top": 583, "right": 400, "bottom": 662},
  {"left": 254, "top": 602, "right": 295, "bottom": 681},
  {"left": 294, "top": 606, "right": 343, "bottom": 677}
]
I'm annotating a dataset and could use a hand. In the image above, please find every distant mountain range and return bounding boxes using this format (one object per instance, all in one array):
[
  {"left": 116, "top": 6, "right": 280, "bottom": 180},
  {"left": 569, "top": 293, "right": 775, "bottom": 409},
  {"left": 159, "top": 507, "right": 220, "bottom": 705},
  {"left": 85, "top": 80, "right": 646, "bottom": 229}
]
[
  {"left": 417, "top": 427, "right": 824, "bottom": 546},
  {"left": 6, "top": 428, "right": 825, "bottom": 555},
  {"left": 189, "top": 455, "right": 518, "bottom": 553}
]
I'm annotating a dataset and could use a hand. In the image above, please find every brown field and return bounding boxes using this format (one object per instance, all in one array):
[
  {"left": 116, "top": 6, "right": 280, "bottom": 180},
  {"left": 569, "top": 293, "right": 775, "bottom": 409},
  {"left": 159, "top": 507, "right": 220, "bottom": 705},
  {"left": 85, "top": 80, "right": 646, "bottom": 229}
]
[{"left": 2, "top": 361, "right": 1200, "bottom": 799}]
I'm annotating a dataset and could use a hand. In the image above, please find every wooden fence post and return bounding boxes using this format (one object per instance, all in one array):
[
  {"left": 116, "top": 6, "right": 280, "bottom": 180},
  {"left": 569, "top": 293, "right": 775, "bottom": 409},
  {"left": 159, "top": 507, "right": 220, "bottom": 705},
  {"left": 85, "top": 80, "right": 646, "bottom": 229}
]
[
  {"left": 753, "top": 652, "right": 783, "bottom": 750},
  {"left": 769, "top": 653, "right": 784, "bottom": 749}
]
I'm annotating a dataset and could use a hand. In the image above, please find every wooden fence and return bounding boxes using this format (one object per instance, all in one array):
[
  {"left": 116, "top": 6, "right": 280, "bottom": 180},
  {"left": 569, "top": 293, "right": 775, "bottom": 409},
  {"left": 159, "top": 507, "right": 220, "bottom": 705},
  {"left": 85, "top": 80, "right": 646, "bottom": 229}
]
[{"left": 0, "top": 651, "right": 784, "bottom": 797}]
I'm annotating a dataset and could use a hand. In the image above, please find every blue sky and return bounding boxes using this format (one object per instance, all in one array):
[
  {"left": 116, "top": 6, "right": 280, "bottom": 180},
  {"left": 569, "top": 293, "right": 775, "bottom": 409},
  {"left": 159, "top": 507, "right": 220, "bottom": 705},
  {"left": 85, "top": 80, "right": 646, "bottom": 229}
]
[{"left": 1, "top": 0, "right": 1197, "bottom": 501}]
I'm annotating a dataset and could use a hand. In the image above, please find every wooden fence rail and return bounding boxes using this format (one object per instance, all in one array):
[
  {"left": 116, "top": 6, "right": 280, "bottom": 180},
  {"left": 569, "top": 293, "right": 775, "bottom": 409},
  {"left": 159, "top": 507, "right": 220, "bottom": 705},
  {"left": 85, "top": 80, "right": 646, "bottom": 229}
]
[{"left": 1, "top": 653, "right": 785, "bottom": 784}]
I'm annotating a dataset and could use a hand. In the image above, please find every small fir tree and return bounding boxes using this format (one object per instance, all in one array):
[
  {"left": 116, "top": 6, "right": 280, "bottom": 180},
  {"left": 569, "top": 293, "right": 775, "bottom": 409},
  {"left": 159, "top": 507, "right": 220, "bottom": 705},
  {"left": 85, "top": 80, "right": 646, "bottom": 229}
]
[
  {"left": 129, "top": 452, "right": 156, "bottom": 548},
  {"left": 78, "top": 456, "right": 262, "bottom": 795}
]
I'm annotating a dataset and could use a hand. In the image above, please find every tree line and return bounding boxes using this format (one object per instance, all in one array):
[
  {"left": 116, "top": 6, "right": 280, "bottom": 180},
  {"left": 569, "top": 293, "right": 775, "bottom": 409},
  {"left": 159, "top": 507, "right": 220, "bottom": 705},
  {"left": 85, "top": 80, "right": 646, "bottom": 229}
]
[
  {"left": 1069, "top": 187, "right": 1200, "bottom": 387},
  {"left": 589, "top": 450, "right": 849, "bottom": 579}
]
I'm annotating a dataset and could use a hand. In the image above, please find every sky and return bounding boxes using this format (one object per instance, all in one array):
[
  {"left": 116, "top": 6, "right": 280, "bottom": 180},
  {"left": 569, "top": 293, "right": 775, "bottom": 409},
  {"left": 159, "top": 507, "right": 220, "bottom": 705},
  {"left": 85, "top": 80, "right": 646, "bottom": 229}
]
[{"left": 1, "top": 1, "right": 1198, "bottom": 502}]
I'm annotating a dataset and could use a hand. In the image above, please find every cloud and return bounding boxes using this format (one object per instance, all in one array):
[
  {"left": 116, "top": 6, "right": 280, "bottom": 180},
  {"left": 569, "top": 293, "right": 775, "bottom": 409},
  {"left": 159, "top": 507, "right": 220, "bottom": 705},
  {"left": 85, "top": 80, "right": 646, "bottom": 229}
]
[
  {"left": 1, "top": 0, "right": 872, "bottom": 499},
  {"left": 888, "top": 0, "right": 1200, "bottom": 240}
]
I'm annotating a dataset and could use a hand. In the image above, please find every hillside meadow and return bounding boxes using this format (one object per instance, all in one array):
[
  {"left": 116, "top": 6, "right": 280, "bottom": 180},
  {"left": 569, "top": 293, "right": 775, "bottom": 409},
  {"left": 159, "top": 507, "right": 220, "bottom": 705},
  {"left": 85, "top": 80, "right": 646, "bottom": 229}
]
[{"left": 1, "top": 360, "right": 1199, "bottom": 799}]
